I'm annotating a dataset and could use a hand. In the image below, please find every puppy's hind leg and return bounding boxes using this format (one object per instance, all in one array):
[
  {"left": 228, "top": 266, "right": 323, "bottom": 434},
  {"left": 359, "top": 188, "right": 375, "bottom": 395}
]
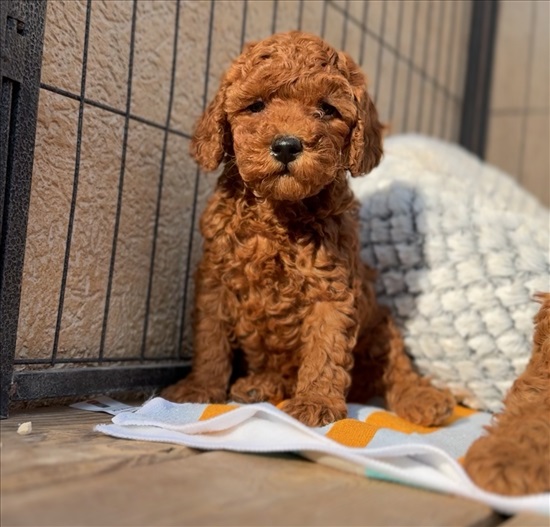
[
  {"left": 351, "top": 310, "right": 454, "bottom": 426},
  {"left": 161, "top": 285, "right": 232, "bottom": 404}
]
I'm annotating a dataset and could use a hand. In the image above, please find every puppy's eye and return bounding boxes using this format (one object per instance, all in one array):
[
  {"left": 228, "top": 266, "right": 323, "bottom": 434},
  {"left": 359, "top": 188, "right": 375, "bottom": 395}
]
[
  {"left": 246, "top": 101, "right": 265, "bottom": 113},
  {"left": 319, "top": 102, "right": 338, "bottom": 118}
]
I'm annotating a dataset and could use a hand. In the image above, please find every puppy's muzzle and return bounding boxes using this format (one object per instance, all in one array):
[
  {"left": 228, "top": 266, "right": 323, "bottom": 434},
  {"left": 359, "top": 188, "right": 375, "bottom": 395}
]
[{"left": 270, "top": 136, "right": 303, "bottom": 166}]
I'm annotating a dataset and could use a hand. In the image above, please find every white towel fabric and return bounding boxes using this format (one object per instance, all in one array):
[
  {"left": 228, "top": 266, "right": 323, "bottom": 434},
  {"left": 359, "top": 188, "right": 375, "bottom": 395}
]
[
  {"left": 96, "top": 398, "right": 549, "bottom": 516},
  {"left": 349, "top": 135, "right": 550, "bottom": 412}
]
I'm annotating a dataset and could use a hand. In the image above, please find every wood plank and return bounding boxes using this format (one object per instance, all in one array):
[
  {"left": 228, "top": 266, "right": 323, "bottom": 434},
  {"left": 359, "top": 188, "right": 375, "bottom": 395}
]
[
  {"left": 2, "top": 447, "right": 501, "bottom": 527},
  {"left": 500, "top": 513, "right": 550, "bottom": 527},
  {"left": 1, "top": 405, "right": 198, "bottom": 493}
]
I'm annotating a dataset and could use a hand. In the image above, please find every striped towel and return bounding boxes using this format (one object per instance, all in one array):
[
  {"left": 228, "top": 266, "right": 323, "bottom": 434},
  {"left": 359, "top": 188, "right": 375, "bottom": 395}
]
[{"left": 96, "top": 397, "right": 549, "bottom": 516}]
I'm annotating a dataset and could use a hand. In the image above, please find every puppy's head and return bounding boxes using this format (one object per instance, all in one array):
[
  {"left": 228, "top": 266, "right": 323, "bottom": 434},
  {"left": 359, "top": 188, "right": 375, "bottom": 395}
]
[{"left": 191, "top": 31, "right": 383, "bottom": 201}]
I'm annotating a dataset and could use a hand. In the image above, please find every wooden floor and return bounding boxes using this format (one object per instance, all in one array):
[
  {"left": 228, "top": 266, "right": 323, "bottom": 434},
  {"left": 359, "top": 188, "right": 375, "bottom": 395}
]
[{"left": 1, "top": 406, "right": 547, "bottom": 527}]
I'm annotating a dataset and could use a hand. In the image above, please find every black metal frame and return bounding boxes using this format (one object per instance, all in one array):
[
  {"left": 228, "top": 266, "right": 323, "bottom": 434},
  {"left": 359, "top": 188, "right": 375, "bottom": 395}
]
[
  {"left": 10, "top": 365, "right": 190, "bottom": 402},
  {"left": 0, "top": 0, "right": 500, "bottom": 418},
  {"left": 459, "top": 0, "right": 499, "bottom": 157},
  {"left": 1, "top": 0, "right": 47, "bottom": 418}
]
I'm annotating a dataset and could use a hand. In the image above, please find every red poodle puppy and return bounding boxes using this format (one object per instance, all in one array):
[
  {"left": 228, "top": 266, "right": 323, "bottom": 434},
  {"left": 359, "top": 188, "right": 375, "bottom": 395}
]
[{"left": 163, "top": 31, "right": 454, "bottom": 427}]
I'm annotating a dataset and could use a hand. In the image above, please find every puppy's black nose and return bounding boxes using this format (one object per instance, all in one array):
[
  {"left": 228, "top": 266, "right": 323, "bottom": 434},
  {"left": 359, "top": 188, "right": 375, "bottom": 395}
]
[{"left": 271, "top": 136, "right": 303, "bottom": 165}]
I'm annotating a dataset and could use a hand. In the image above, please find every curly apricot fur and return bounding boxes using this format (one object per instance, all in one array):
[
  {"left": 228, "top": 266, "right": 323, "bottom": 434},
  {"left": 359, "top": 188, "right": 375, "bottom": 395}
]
[
  {"left": 162, "top": 32, "right": 453, "bottom": 428},
  {"left": 464, "top": 293, "right": 550, "bottom": 495}
]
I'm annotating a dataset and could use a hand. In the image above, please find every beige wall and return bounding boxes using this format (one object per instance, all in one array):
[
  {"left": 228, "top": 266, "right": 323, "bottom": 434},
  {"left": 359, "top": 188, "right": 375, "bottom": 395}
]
[
  {"left": 16, "top": 0, "right": 473, "bottom": 367},
  {"left": 486, "top": 0, "right": 550, "bottom": 206}
]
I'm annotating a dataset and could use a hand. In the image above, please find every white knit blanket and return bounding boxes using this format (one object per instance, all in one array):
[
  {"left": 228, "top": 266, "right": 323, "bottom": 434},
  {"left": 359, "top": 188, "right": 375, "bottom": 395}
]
[{"left": 350, "top": 135, "right": 550, "bottom": 412}]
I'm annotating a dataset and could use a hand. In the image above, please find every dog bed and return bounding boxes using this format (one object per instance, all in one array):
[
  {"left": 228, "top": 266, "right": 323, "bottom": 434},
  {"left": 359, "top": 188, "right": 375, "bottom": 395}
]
[{"left": 350, "top": 134, "right": 550, "bottom": 412}]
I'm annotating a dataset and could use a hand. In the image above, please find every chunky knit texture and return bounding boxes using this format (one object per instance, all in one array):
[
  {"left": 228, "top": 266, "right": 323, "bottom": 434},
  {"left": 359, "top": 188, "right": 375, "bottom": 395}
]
[{"left": 350, "top": 135, "right": 549, "bottom": 412}]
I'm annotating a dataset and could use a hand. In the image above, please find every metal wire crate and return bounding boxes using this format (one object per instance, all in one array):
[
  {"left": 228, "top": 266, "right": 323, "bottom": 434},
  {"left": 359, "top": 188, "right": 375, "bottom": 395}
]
[{"left": 0, "top": 0, "right": 498, "bottom": 417}]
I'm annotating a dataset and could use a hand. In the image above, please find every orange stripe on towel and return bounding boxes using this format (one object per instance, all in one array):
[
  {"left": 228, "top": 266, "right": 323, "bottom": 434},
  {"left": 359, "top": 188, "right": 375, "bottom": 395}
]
[
  {"left": 365, "top": 405, "right": 478, "bottom": 434},
  {"left": 452, "top": 405, "right": 477, "bottom": 418},
  {"left": 366, "top": 411, "right": 438, "bottom": 434},
  {"left": 440, "top": 405, "right": 479, "bottom": 426},
  {"left": 326, "top": 419, "right": 379, "bottom": 447},
  {"left": 199, "top": 404, "right": 238, "bottom": 421}
]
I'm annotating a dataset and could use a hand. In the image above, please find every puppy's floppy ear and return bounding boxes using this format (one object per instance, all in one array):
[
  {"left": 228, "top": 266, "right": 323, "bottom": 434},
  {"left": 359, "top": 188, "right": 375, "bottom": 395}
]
[
  {"left": 338, "top": 52, "right": 383, "bottom": 177},
  {"left": 190, "top": 78, "right": 231, "bottom": 172}
]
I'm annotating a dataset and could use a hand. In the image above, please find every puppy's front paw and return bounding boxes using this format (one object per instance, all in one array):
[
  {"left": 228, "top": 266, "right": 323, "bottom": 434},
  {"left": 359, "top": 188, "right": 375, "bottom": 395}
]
[
  {"left": 281, "top": 396, "right": 347, "bottom": 427},
  {"left": 391, "top": 386, "right": 454, "bottom": 427},
  {"left": 161, "top": 377, "right": 226, "bottom": 404},
  {"left": 229, "top": 373, "right": 286, "bottom": 404}
]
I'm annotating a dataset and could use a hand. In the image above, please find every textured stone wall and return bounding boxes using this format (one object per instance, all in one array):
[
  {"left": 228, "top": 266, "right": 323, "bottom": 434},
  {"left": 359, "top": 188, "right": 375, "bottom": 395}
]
[
  {"left": 485, "top": 0, "right": 550, "bottom": 206},
  {"left": 16, "top": 0, "right": 473, "bottom": 367}
]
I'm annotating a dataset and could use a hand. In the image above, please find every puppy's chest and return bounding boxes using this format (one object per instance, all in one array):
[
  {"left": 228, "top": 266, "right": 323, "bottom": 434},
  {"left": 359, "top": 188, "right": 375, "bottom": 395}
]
[
  {"left": 208, "top": 225, "right": 346, "bottom": 319},
  {"left": 219, "top": 233, "right": 307, "bottom": 301}
]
